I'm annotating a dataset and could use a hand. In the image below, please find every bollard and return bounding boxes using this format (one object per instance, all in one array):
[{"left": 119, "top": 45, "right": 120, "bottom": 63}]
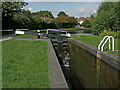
[{"left": 37, "top": 30, "right": 40, "bottom": 39}]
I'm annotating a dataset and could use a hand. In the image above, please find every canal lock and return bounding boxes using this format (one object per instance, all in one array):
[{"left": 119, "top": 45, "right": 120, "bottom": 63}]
[{"left": 50, "top": 34, "right": 84, "bottom": 89}]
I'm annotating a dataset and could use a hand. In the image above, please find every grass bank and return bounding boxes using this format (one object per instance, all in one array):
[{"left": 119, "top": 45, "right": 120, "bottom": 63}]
[
  {"left": 72, "top": 35, "right": 119, "bottom": 56},
  {"left": 15, "top": 34, "right": 44, "bottom": 39},
  {"left": 2, "top": 35, "right": 49, "bottom": 88}
]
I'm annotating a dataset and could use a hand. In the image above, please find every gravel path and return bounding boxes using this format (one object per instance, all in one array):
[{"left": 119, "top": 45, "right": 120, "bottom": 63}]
[{"left": 0, "top": 34, "right": 14, "bottom": 42}]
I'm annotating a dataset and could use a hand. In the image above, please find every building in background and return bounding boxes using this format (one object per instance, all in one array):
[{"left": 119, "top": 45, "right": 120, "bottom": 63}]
[{"left": 77, "top": 17, "right": 91, "bottom": 24}]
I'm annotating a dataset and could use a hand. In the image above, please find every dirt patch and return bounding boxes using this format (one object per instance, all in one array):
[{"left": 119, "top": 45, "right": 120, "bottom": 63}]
[{"left": 15, "top": 38, "right": 49, "bottom": 41}]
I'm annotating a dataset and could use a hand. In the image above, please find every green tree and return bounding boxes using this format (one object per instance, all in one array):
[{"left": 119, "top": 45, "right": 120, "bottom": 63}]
[
  {"left": 33, "top": 14, "right": 46, "bottom": 29},
  {"left": 57, "top": 11, "right": 68, "bottom": 17},
  {"left": 2, "top": 2, "right": 28, "bottom": 30},
  {"left": 44, "top": 19, "right": 56, "bottom": 29},
  {"left": 32, "top": 11, "right": 54, "bottom": 19},
  {"left": 82, "top": 20, "right": 91, "bottom": 28},
  {"left": 54, "top": 16, "right": 77, "bottom": 28},
  {"left": 12, "top": 10, "right": 33, "bottom": 29},
  {"left": 91, "top": 2, "right": 120, "bottom": 35}
]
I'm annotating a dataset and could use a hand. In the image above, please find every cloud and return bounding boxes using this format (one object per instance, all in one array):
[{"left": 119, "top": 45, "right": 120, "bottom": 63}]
[
  {"left": 66, "top": 4, "right": 99, "bottom": 17},
  {"left": 25, "top": 0, "right": 104, "bottom": 2},
  {"left": 92, "top": 10, "right": 97, "bottom": 13},
  {"left": 23, "top": 2, "right": 100, "bottom": 18},
  {"left": 6, "top": 0, "right": 119, "bottom": 2},
  {"left": 26, "top": 8, "right": 33, "bottom": 11},
  {"left": 80, "top": 8, "right": 86, "bottom": 12}
]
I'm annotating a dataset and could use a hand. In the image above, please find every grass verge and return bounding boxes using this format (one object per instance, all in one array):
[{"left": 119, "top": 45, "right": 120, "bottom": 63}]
[
  {"left": 71, "top": 35, "right": 119, "bottom": 56},
  {"left": 14, "top": 34, "right": 45, "bottom": 39},
  {"left": 2, "top": 35, "right": 49, "bottom": 88}
]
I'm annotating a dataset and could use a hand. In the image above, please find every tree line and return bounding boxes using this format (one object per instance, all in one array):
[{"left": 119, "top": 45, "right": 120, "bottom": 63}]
[
  {"left": 2, "top": 2, "right": 120, "bottom": 38},
  {"left": 79, "top": 2, "right": 120, "bottom": 38},
  {"left": 91, "top": 2, "right": 120, "bottom": 36},
  {"left": 2, "top": 2, "right": 78, "bottom": 30}
]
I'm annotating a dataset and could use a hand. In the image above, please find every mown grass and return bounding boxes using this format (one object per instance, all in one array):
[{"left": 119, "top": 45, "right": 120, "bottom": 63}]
[
  {"left": 71, "top": 35, "right": 120, "bottom": 56},
  {"left": 2, "top": 35, "right": 50, "bottom": 88},
  {"left": 15, "top": 34, "right": 38, "bottom": 39},
  {"left": 14, "top": 34, "right": 44, "bottom": 39}
]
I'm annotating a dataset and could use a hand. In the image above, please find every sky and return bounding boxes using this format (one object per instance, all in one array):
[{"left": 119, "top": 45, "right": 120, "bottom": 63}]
[
  {"left": 24, "top": 0, "right": 104, "bottom": 2},
  {"left": 24, "top": 2, "right": 101, "bottom": 18}
]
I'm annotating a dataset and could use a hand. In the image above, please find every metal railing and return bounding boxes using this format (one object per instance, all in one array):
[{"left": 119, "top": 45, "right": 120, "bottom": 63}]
[
  {"left": 46, "top": 29, "right": 71, "bottom": 38},
  {"left": 0, "top": 29, "right": 14, "bottom": 31},
  {"left": 15, "top": 29, "right": 71, "bottom": 38},
  {"left": 46, "top": 29, "right": 67, "bottom": 34},
  {"left": 98, "top": 36, "right": 114, "bottom": 51},
  {"left": 15, "top": 29, "right": 29, "bottom": 35},
  {"left": 16, "top": 29, "right": 29, "bottom": 31}
]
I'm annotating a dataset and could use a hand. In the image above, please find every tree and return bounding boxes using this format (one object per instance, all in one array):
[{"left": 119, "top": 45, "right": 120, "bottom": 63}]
[
  {"left": 12, "top": 10, "right": 33, "bottom": 30},
  {"left": 44, "top": 19, "right": 56, "bottom": 29},
  {"left": 57, "top": 11, "right": 68, "bottom": 17},
  {"left": 54, "top": 16, "right": 77, "bottom": 28},
  {"left": 2, "top": 2, "right": 28, "bottom": 30},
  {"left": 82, "top": 20, "right": 91, "bottom": 28},
  {"left": 33, "top": 14, "right": 46, "bottom": 29},
  {"left": 91, "top": 2, "right": 120, "bottom": 35},
  {"left": 32, "top": 11, "right": 54, "bottom": 19}
]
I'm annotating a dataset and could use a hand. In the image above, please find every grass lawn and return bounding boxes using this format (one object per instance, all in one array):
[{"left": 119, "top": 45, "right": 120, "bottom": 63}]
[
  {"left": 14, "top": 34, "right": 44, "bottom": 39},
  {"left": 71, "top": 35, "right": 120, "bottom": 56},
  {"left": 15, "top": 34, "right": 38, "bottom": 39},
  {"left": 2, "top": 35, "right": 50, "bottom": 88}
]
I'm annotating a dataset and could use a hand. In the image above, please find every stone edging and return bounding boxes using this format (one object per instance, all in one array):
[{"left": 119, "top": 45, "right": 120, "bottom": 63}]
[
  {"left": 47, "top": 40, "right": 68, "bottom": 88},
  {"left": 70, "top": 38, "right": 120, "bottom": 71}
]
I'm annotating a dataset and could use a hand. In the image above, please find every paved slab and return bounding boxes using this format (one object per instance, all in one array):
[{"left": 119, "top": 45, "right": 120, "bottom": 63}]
[{"left": 47, "top": 40, "right": 69, "bottom": 89}]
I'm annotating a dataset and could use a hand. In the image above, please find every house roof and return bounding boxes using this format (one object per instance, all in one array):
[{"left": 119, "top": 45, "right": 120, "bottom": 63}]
[{"left": 77, "top": 17, "right": 91, "bottom": 22}]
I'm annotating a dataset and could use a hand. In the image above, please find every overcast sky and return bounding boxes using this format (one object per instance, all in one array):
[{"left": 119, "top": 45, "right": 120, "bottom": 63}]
[{"left": 25, "top": 0, "right": 104, "bottom": 2}]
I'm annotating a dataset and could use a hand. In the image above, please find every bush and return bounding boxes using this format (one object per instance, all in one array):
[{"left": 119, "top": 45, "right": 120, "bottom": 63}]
[
  {"left": 54, "top": 16, "right": 78, "bottom": 28},
  {"left": 81, "top": 20, "right": 91, "bottom": 28},
  {"left": 91, "top": 2, "right": 120, "bottom": 35},
  {"left": 99, "top": 30, "right": 120, "bottom": 39}
]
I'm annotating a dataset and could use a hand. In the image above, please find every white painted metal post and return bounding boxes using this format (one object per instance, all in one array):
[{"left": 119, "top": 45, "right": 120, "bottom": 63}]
[
  {"left": 101, "top": 37, "right": 110, "bottom": 51},
  {"left": 47, "top": 29, "right": 48, "bottom": 34},
  {"left": 110, "top": 36, "right": 114, "bottom": 51},
  {"left": 109, "top": 37, "right": 110, "bottom": 50},
  {"left": 98, "top": 36, "right": 109, "bottom": 51}
]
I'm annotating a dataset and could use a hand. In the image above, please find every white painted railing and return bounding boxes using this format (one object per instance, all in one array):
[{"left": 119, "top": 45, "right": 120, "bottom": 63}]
[
  {"left": 0, "top": 29, "right": 13, "bottom": 31},
  {"left": 46, "top": 29, "right": 71, "bottom": 38},
  {"left": 46, "top": 29, "right": 67, "bottom": 34},
  {"left": 98, "top": 36, "right": 114, "bottom": 51},
  {"left": 15, "top": 29, "right": 29, "bottom": 35},
  {"left": 16, "top": 29, "right": 29, "bottom": 31},
  {"left": 15, "top": 30, "right": 25, "bottom": 35}
]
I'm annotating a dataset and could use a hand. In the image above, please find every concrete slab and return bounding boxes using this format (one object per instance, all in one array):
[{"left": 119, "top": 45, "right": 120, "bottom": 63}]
[{"left": 47, "top": 40, "right": 69, "bottom": 89}]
